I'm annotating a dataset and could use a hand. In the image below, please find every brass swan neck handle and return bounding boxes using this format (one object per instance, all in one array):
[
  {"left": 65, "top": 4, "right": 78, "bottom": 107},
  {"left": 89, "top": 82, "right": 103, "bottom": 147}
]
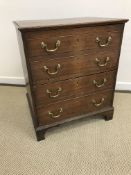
[{"left": 41, "top": 40, "right": 61, "bottom": 53}]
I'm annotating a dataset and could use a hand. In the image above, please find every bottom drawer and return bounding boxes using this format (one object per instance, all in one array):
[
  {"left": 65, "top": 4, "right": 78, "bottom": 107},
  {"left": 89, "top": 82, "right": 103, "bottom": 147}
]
[{"left": 37, "top": 90, "right": 114, "bottom": 125}]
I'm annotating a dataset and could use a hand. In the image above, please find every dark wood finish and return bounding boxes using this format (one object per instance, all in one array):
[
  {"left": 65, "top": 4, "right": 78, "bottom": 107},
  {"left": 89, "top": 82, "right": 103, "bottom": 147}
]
[
  {"left": 37, "top": 89, "right": 114, "bottom": 125},
  {"left": 23, "top": 24, "right": 123, "bottom": 58},
  {"left": 104, "top": 109, "right": 114, "bottom": 121},
  {"left": 15, "top": 27, "right": 39, "bottom": 128},
  {"left": 14, "top": 17, "right": 128, "bottom": 31},
  {"left": 29, "top": 51, "right": 120, "bottom": 83},
  {"left": 36, "top": 107, "right": 114, "bottom": 140},
  {"left": 14, "top": 17, "right": 128, "bottom": 141},
  {"left": 36, "top": 129, "right": 46, "bottom": 141},
  {"left": 33, "top": 70, "right": 116, "bottom": 106}
]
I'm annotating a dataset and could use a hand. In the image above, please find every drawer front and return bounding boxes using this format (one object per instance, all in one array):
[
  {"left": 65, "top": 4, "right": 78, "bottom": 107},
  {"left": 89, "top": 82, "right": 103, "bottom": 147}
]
[
  {"left": 33, "top": 70, "right": 116, "bottom": 106},
  {"left": 37, "top": 90, "right": 114, "bottom": 125},
  {"left": 29, "top": 51, "right": 119, "bottom": 83},
  {"left": 24, "top": 24, "right": 123, "bottom": 58},
  {"left": 25, "top": 34, "right": 77, "bottom": 58}
]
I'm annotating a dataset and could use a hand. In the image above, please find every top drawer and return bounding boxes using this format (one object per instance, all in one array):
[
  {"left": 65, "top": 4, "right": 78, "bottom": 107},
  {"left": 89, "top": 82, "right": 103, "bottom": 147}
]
[{"left": 23, "top": 24, "right": 124, "bottom": 58}]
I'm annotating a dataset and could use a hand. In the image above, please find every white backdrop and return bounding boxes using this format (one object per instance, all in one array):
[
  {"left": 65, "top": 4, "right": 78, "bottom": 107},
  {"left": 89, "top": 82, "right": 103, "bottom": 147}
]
[{"left": 0, "top": 0, "right": 131, "bottom": 90}]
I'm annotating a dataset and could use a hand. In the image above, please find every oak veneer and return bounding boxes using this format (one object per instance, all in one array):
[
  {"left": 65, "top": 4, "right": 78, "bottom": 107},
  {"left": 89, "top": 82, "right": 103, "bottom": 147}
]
[
  {"left": 33, "top": 70, "right": 116, "bottom": 107},
  {"left": 29, "top": 51, "right": 119, "bottom": 83},
  {"left": 24, "top": 24, "right": 123, "bottom": 58},
  {"left": 14, "top": 17, "right": 128, "bottom": 141}
]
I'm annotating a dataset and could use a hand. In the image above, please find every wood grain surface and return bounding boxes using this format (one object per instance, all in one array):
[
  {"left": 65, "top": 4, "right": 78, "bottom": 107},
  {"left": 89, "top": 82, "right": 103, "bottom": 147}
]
[{"left": 37, "top": 89, "right": 114, "bottom": 125}]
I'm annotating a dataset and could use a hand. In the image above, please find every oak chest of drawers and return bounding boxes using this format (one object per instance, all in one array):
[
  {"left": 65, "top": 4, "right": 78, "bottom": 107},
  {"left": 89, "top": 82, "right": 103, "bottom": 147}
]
[{"left": 14, "top": 17, "right": 128, "bottom": 141}]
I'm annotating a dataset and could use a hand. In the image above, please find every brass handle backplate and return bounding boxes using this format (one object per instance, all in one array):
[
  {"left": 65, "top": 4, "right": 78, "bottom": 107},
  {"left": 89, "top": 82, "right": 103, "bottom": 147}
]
[
  {"left": 95, "top": 57, "right": 110, "bottom": 67},
  {"left": 41, "top": 40, "right": 61, "bottom": 53},
  {"left": 92, "top": 98, "right": 105, "bottom": 107},
  {"left": 93, "top": 78, "right": 107, "bottom": 88},
  {"left": 48, "top": 108, "right": 63, "bottom": 119},
  {"left": 46, "top": 87, "right": 62, "bottom": 98},
  {"left": 96, "top": 36, "right": 112, "bottom": 47},
  {"left": 43, "top": 64, "right": 61, "bottom": 75}
]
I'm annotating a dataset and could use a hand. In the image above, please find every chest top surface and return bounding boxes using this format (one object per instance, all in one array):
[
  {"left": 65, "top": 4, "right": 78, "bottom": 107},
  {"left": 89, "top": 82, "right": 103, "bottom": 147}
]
[{"left": 14, "top": 17, "right": 128, "bottom": 31}]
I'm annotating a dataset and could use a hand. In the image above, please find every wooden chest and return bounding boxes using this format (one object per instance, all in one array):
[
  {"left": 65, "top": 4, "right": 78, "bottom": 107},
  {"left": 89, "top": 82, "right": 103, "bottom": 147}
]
[{"left": 14, "top": 17, "right": 128, "bottom": 141}]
